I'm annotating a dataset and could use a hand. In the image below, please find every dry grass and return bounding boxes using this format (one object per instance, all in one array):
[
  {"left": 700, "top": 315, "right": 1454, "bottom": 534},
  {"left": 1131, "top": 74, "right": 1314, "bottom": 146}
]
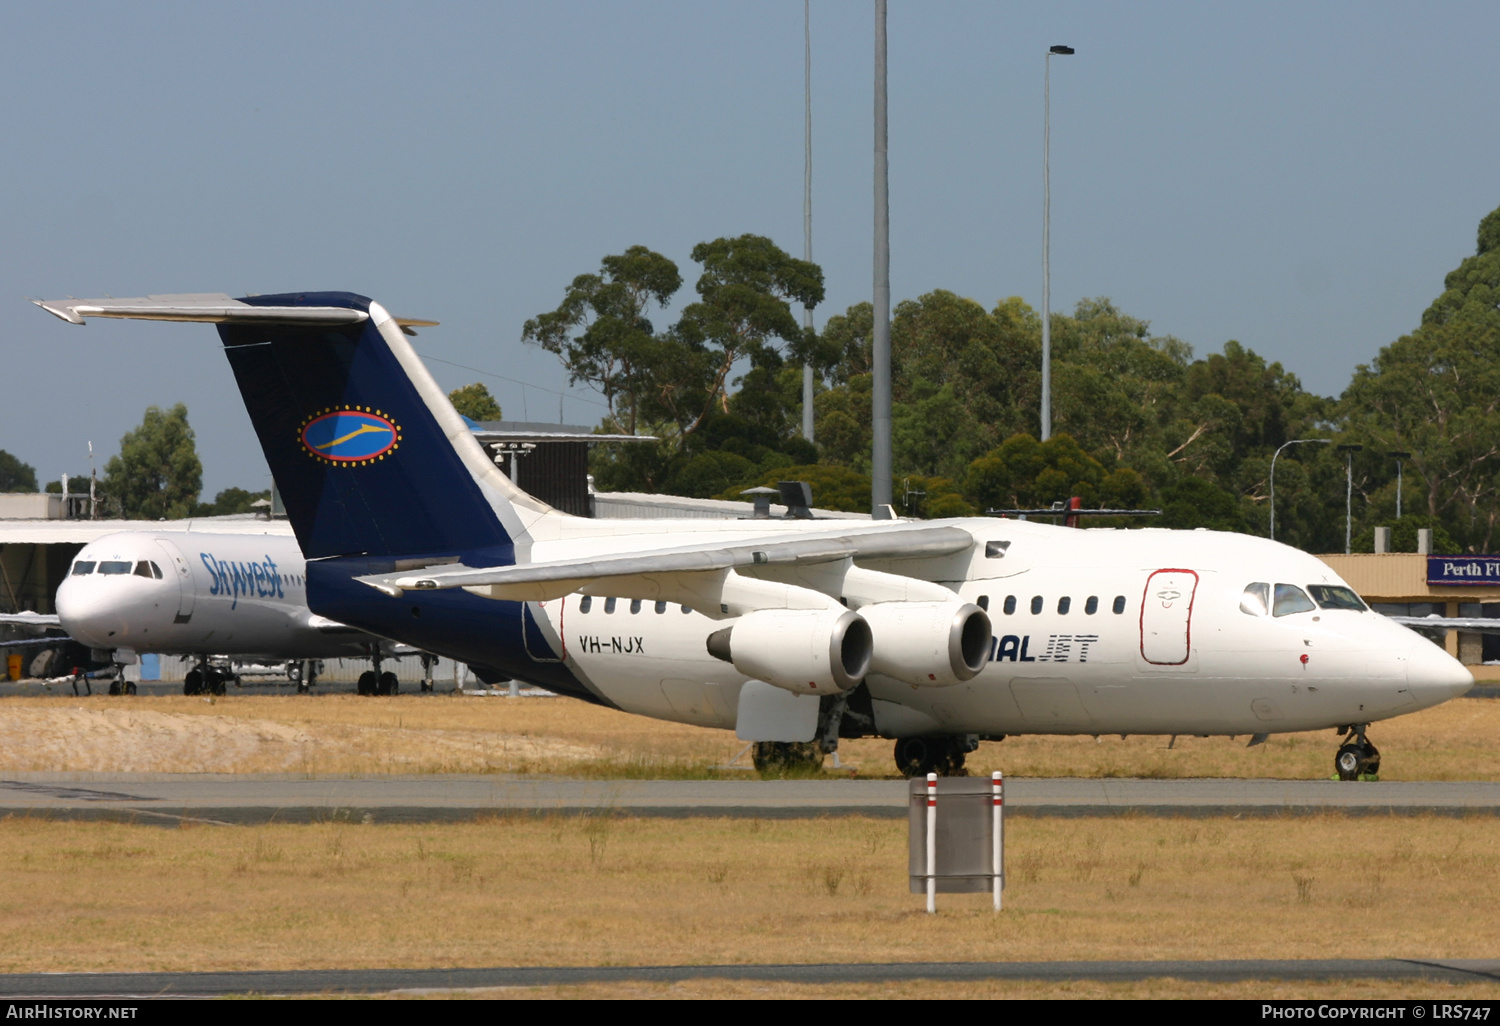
[
  {"left": 415, "top": 979, "right": 1500, "bottom": 1000},
  {"left": 3, "top": 814, "right": 1500, "bottom": 975},
  {"left": 1, "top": 692, "right": 1499, "bottom": 780}
]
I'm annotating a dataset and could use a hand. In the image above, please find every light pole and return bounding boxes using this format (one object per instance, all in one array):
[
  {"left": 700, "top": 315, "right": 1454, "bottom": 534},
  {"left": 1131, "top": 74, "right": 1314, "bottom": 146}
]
[
  {"left": 1269, "top": 438, "right": 1331, "bottom": 542},
  {"left": 1040, "top": 43, "right": 1074, "bottom": 442},
  {"left": 1388, "top": 450, "right": 1411, "bottom": 520},
  {"left": 801, "top": 0, "right": 815, "bottom": 443},
  {"left": 871, "top": 0, "right": 891, "bottom": 515},
  {"left": 1337, "top": 444, "right": 1363, "bottom": 554}
]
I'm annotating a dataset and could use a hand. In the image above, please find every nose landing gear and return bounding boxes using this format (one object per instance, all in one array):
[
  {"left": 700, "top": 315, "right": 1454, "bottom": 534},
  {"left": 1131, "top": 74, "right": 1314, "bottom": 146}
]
[
  {"left": 1334, "top": 724, "right": 1380, "bottom": 781},
  {"left": 894, "top": 734, "right": 979, "bottom": 778}
]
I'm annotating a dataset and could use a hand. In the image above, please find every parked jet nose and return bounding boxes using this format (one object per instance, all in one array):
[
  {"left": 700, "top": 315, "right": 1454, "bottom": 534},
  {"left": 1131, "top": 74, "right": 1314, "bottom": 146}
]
[
  {"left": 1407, "top": 638, "right": 1474, "bottom": 701},
  {"left": 54, "top": 579, "right": 118, "bottom": 649}
]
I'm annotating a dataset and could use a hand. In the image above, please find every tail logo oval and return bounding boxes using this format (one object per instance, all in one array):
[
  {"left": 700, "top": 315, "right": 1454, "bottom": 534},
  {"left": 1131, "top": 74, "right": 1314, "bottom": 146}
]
[{"left": 300, "top": 407, "right": 402, "bottom": 465}]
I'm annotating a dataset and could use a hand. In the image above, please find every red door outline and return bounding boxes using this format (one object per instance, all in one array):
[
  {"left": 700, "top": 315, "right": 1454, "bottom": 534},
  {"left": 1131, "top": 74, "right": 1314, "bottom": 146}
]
[{"left": 1139, "top": 568, "right": 1199, "bottom": 665}]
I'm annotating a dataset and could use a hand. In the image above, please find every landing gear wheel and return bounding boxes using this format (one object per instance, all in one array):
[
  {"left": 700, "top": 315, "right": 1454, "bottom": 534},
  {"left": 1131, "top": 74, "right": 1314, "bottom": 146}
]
[
  {"left": 1361, "top": 742, "right": 1381, "bottom": 777},
  {"left": 205, "top": 670, "right": 227, "bottom": 696},
  {"left": 108, "top": 681, "right": 121, "bottom": 696},
  {"left": 357, "top": 671, "right": 377, "bottom": 696},
  {"left": 751, "top": 741, "right": 825, "bottom": 776},
  {"left": 184, "top": 670, "right": 203, "bottom": 696},
  {"left": 125, "top": 682, "right": 136, "bottom": 696},
  {"left": 894, "top": 736, "right": 969, "bottom": 778},
  {"left": 378, "top": 671, "right": 399, "bottom": 696},
  {"left": 1335, "top": 744, "right": 1363, "bottom": 781}
]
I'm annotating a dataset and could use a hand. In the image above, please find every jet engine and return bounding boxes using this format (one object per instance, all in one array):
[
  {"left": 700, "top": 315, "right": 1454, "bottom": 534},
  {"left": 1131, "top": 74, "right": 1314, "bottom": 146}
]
[
  {"left": 859, "top": 601, "right": 991, "bottom": 687},
  {"left": 706, "top": 607, "right": 872, "bottom": 696}
]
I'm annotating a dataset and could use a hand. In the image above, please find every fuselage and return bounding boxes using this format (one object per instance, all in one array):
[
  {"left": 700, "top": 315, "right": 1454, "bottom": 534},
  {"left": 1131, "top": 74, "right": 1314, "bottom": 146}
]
[
  {"left": 309, "top": 514, "right": 1474, "bottom": 738},
  {"left": 56, "top": 530, "right": 374, "bottom": 660}
]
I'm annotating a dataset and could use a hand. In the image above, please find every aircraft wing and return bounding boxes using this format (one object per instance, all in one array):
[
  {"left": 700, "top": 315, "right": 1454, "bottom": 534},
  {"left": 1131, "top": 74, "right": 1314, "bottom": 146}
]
[
  {"left": 0, "top": 611, "right": 62, "bottom": 631},
  {"left": 1387, "top": 615, "right": 1500, "bottom": 635},
  {"left": 357, "top": 524, "right": 975, "bottom": 602}
]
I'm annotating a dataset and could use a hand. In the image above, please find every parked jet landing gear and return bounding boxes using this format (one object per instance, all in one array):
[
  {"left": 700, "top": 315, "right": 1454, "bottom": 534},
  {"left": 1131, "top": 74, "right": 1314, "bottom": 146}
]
[
  {"left": 357, "top": 648, "right": 399, "bottom": 696},
  {"left": 1334, "top": 724, "right": 1380, "bottom": 781},
  {"left": 751, "top": 742, "right": 825, "bottom": 776},
  {"left": 183, "top": 660, "right": 226, "bottom": 696},
  {"left": 894, "top": 735, "right": 978, "bottom": 778}
]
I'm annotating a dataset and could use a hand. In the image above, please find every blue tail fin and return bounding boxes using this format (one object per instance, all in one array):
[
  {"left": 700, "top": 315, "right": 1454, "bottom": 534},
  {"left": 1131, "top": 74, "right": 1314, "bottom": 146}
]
[{"left": 218, "top": 292, "right": 550, "bottom": 561}]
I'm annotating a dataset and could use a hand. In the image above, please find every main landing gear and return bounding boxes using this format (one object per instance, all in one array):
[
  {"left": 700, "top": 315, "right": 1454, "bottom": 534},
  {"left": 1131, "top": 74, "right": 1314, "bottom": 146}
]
[
  {"left": 356, "top": 646, "right": 399, "bottom": 696},
  {"left": 1334, "top": 724, "right": 1380, "bottom": 781},
  {"left": 183, "top": 658, "right": 226, "bottom": 696},
  {"left": 893, "top": 734, "right": 979, "bottom": 778}
]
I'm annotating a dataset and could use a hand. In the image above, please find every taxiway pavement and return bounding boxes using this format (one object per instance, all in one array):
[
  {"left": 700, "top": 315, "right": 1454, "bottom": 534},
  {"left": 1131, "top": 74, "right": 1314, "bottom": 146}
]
[{"left": 3, "top": 774, "right": 1500, "bottom": 824}]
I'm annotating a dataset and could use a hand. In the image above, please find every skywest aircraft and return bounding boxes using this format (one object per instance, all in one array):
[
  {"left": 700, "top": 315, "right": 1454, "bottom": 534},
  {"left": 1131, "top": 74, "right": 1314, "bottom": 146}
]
[
  {"left": 34, "top": 292, "right": 1474, "bottom": 778},
  {"left": 53, "top": 528, "right": 414, "bottom": 695}
]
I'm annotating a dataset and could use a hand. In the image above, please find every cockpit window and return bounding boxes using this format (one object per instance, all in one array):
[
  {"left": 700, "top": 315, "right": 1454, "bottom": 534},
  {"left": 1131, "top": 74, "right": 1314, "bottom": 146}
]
[
  {"left": 1272, "top": 583, "right": 1317, "bottom": 616},
  {"left": 1308, "top": 584, "right": 1366, "bottom": 612},
  {"left": 98, "top": 561, "right": 132, "bottom": 575},
  {"left": 71, "top": 561, "right": 96, "bottom": 576},
  {"left": 150, "top": 562, "right": 163, "bottom": 579},
  {"left": 1240, "top": 582, "right": 1270, "bottom": 616},
  {"left": 133, "top": 561, "right": 153, "bottom": 578}
]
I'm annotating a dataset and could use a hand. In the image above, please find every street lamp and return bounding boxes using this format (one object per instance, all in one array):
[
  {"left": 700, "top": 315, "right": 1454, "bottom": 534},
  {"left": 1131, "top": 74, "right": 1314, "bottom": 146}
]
[
  {"left": 1337, "top": 444, "right": 1363, "bottom": 554},
  {"left": 1269, "top": 438, "right": 1331, "bottom": 542},
  {"left": 1040, "top": 44, "right": 1074, "bottom": 442},
  {"left": 1388, "top": 451, "right": 1411, "bottom": 520}
]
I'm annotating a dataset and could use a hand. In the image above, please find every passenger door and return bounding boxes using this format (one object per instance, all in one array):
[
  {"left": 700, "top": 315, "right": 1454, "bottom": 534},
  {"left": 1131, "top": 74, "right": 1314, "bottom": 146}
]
[
  {"left": 153, "top": 538, "right": 197, "bottom": 624},
  {"left": 1140, "top": 569, "right": 1198, "bottom": 665}
]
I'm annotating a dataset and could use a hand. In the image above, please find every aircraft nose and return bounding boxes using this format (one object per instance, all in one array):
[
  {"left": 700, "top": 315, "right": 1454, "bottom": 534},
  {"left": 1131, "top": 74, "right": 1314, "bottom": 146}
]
[
  {"left": 1406, "top": 637, "right": 1474, "bottom": 700},
  {"left": 55, "top": 580, "right": 118, "bottom": 649}
]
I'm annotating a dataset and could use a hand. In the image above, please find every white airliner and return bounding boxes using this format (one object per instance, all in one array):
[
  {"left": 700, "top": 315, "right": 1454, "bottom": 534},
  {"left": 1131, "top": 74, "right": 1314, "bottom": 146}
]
[
  {"left": 19, "top": 529, "right": 417, "bottom": 695},
  {"left": 33, "top": 292, "right": 1475, "bottom": 779}
]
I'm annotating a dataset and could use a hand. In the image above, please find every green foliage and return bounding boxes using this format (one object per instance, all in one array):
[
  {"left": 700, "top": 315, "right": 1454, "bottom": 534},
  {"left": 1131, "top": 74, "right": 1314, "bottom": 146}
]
[
  {"left": 543, "top": 206, "right": 1500, "bottom": 550},
  {"left": 1157, "top": 476, "right": 1246, "bottom": 532},
  {"left": 101, "top": 404, "right": 202, "bottom": 520},
  {"left": 0, "top": 451, "right": 38, "bottom": 493},
  {"left": 448, "top": 383, "right": 502, "bottom": 422}
]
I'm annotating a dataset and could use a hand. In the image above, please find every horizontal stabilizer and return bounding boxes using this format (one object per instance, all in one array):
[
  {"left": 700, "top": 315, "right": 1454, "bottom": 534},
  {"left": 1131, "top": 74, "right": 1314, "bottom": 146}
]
[
  {"left": 357, "top": 524, "right": 975, "bottom": 599},
  {"left": 34, "top": 294, "right": 371, "bottom": 326}
]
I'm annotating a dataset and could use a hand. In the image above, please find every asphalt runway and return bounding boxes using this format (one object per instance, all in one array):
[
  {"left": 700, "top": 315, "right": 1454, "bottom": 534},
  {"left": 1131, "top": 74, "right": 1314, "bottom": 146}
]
[
  {"left": 2, "top": 959, "right": 1499, "bottom": 996},
  {"left": 4, "top": 774, "right": 1500, "bottom": 824}
]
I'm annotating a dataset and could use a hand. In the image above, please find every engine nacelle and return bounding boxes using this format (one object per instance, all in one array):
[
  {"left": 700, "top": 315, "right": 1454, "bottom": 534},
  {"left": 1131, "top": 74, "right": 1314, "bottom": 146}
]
[
  {"left": 706, "top": 607, "right": 872, "bottom": 696},
  {"left": 860, "top": 601, "right": 991, "bottom": 687}
]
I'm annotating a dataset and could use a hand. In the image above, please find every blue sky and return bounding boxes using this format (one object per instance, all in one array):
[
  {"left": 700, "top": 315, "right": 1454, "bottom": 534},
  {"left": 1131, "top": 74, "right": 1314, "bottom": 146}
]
[{"left": 2, "top": 1, "right": 1496, "bottom": 496}]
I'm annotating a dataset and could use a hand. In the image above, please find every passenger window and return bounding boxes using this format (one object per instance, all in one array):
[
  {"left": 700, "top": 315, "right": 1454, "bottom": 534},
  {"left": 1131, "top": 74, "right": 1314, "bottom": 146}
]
[
  {"left": 604, "top": 597, "right": 616, "bottom": 614},
  {"left": 1085, "top": 596, "right": 1098, "bottom": 615},
  {"left": 1057, "top": 596, "right": 1070, "bottom": 615},
  {"left": 1307, "top": 585, "right": 1366, "bottom": 612},
  {"left": 579, "top": 596, "right": 592, "bottom": 613},
  {"left": 976, "top": 595, "right": 989, "bottom": 611},
  {"left": 71, "top": 561, "right": 96, "bottom": 576},
  {"left": 630, "top": 599, "right": 642, "bottom": 614},
  {"left": 1003, "top": 596, "right": 1016, "bottom": 615},
  {"left": 98, "top": 561, "right": 132, "bottom": 575},
  {"left": 1240, "top": 582, "right": 1270, "bottom": 617},
  {"left": 1030, "top": 596, "right": 1043, "bottom": 615},
  {"left": 655, "top": 600, "right": 667, "bottom": 614},
  {"left": 133, "top": 561, "right": 153, "bottom": 578},
  {"left": 1112, "top": 596, "right": 1126, "bottom": 614},
  {"left": 985, "top": 540, "right": 1010, "bottom": 558},
  {"left": 1272, "top": 583, "right": 1317, "bottom": 617}
]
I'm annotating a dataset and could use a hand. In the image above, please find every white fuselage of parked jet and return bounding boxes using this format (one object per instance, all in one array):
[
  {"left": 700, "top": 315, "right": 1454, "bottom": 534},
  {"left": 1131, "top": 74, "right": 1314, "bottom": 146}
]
[{"left": 56, "top": 530, "right": 374, "bottom": 660}]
